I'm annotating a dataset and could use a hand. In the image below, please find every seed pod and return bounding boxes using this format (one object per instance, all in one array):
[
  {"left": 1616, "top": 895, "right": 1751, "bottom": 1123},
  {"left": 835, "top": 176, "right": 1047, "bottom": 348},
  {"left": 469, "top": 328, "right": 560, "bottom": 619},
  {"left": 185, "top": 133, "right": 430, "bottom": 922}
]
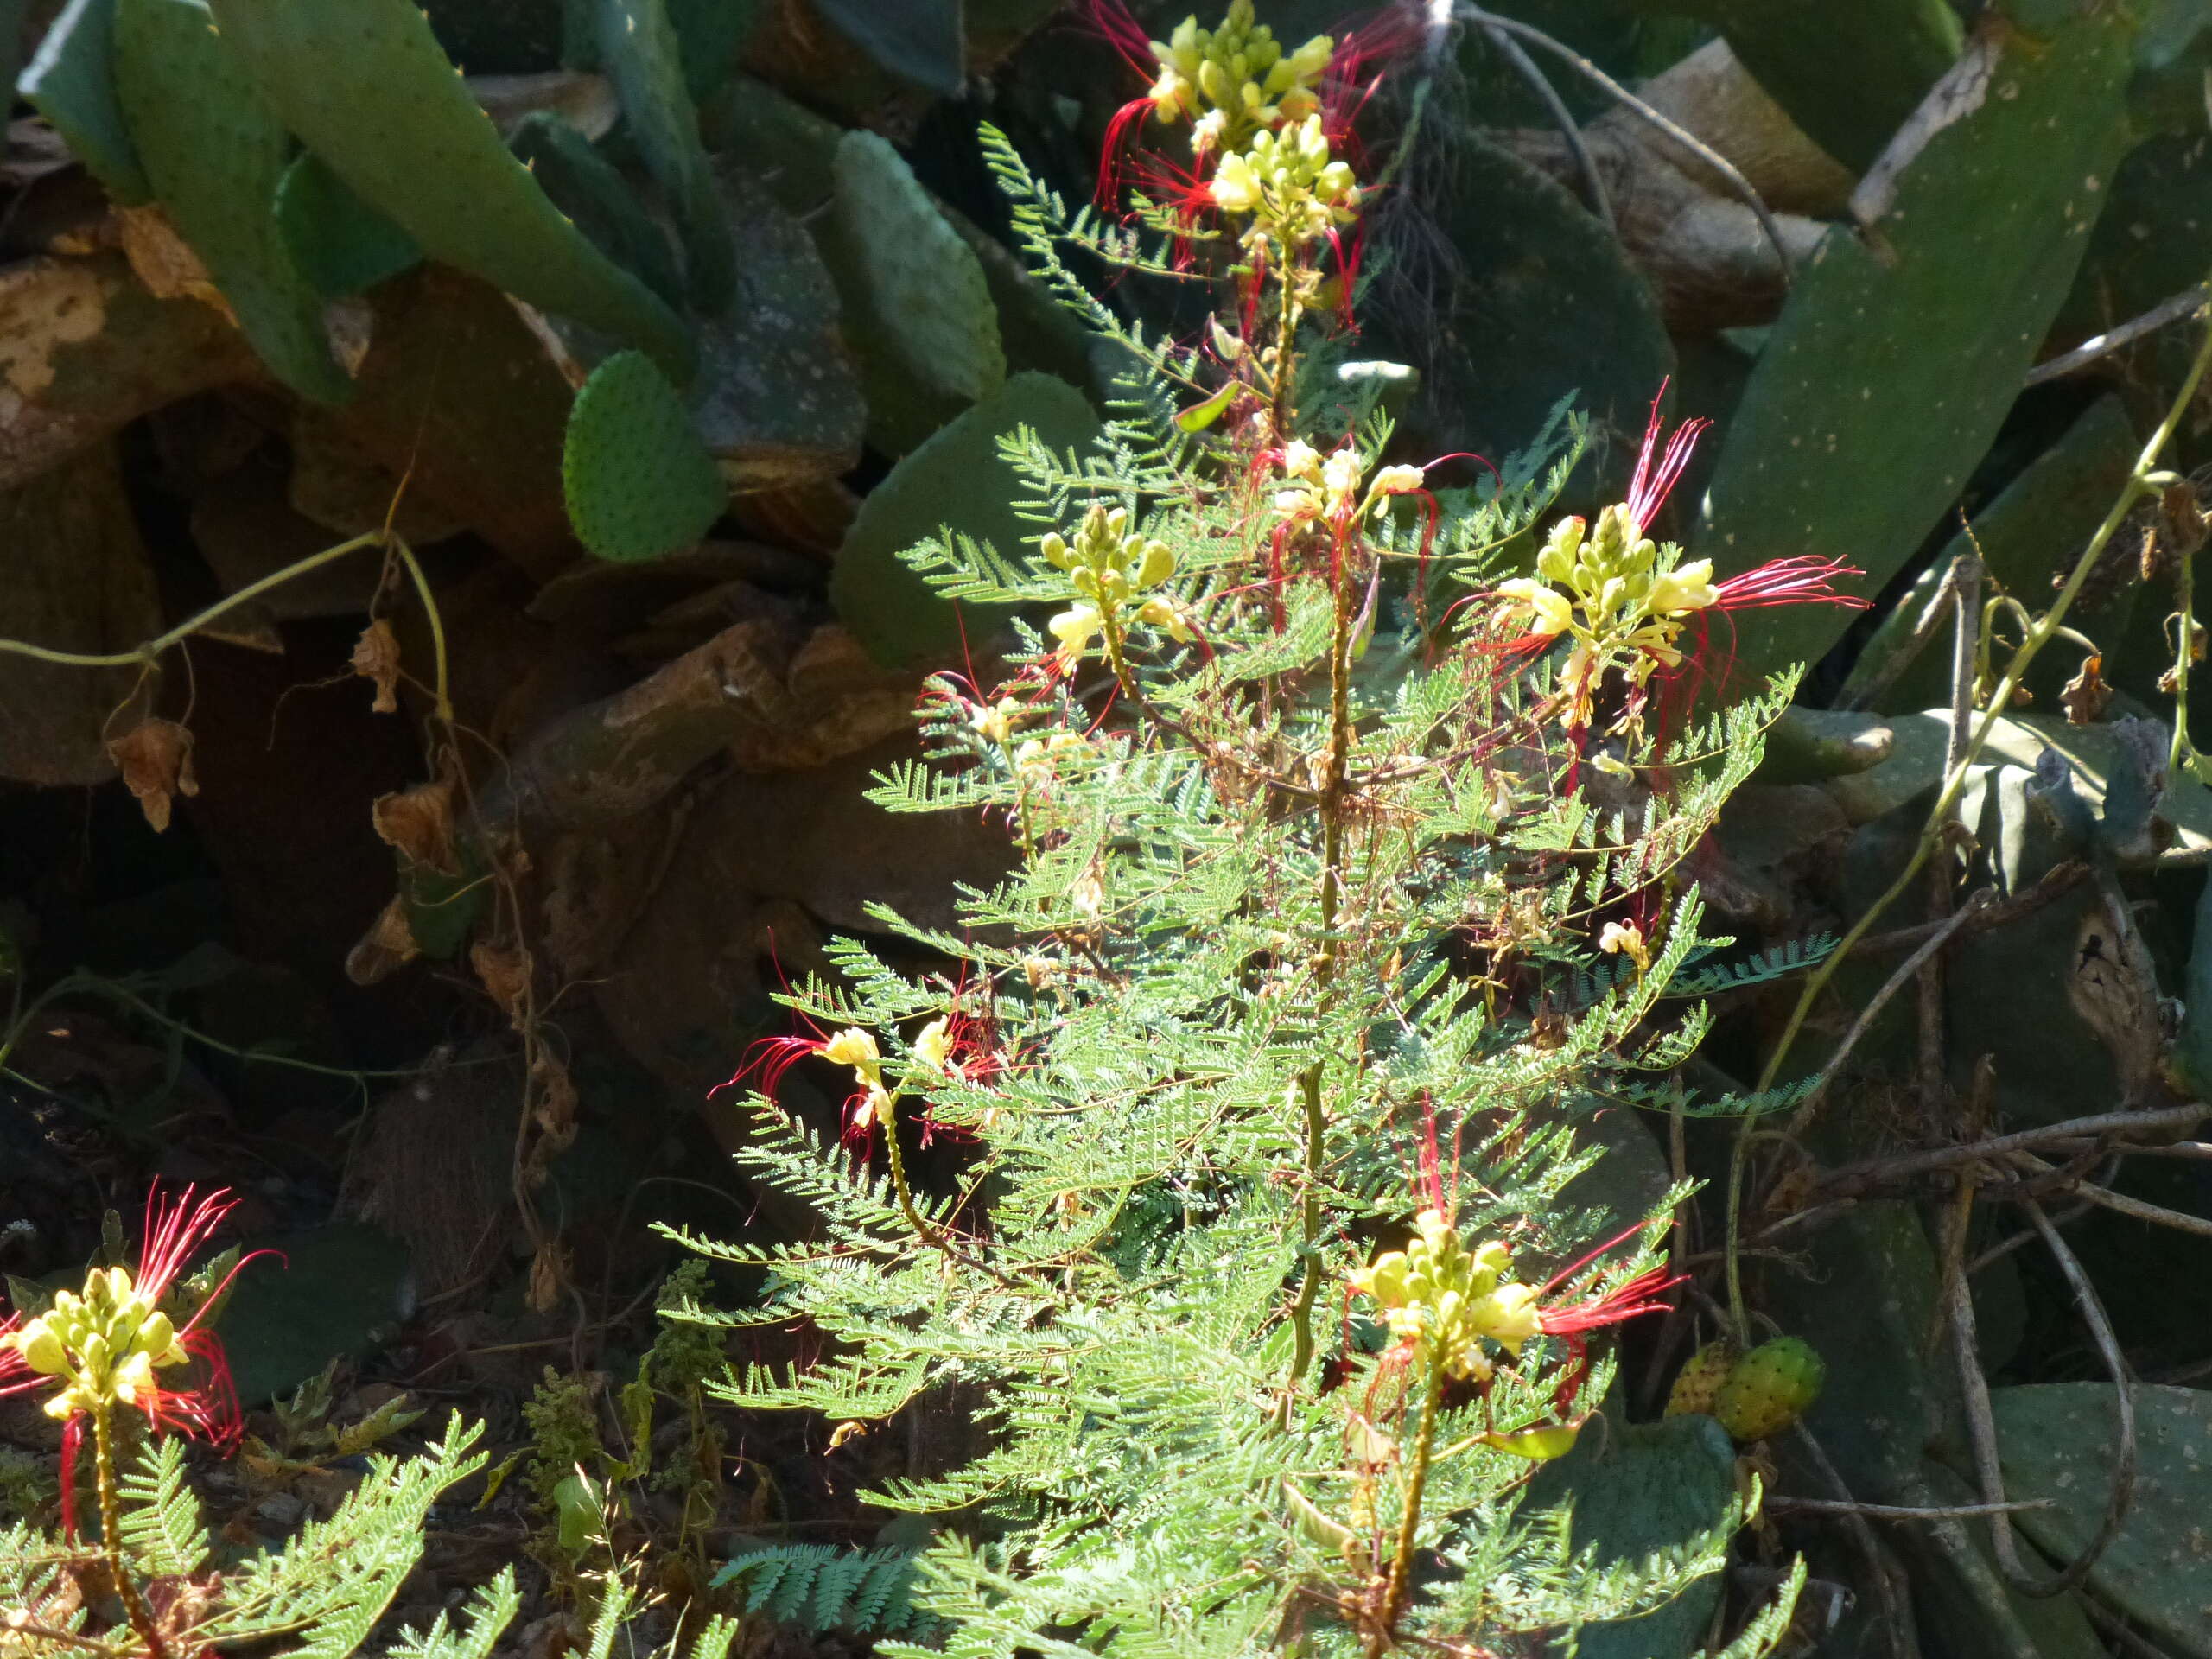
[
  {"left": 1663, "top": 1339, "right": 1739, "bottom": 1419},
  {"left": 1714, "top": 1336, "right": 1826, "bottom": 1442}
]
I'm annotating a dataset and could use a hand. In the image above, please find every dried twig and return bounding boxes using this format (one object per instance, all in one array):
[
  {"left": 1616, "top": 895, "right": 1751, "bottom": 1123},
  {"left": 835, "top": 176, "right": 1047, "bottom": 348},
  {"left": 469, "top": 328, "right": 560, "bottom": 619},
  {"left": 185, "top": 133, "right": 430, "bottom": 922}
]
[
  {"left": 2007, "top": 1148, "right": 2212, "bottom": 1241},
  {"left": 1954, "top": 1198, "right": 2135, "bottom": 1598},
  {"left": 2024, "top": 283, "right": 2212, "bottom": 386},
  {"left": 1815, "top": 1101, "right": 2208, "bottom": 1200},
  {"left": 1787, "top": 1425, "right": 1915, "bottom": 1659},
  {"left": 1786, "top": 889, "right": 1993, "bottom": 1135},
  {"left": 1451, "top": 3, "right": 1791, "bottom": 279},
  {"left": 1471, "top": 19, "right": 1614, "bottom": 234},
  {"left": 1768, "top": 1496, "right": 2055, "bottom": 1521},
  {"left": 1851, "top": 861, "right": 2090, "bottom": 959}
]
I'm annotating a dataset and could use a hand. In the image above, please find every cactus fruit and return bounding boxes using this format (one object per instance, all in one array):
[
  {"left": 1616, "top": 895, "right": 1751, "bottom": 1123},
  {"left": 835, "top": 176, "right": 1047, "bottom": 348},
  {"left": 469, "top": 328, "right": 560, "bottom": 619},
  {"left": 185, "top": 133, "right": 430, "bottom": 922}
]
[
  {"left": 1663, "top": 1339, "right": 1740, "bottom": 1420},
  {"left": 1713, "top": 1336, "right": 1825, "bottom": 1443},
  {"left": 562, "top": 350, "right": 725, "bottom": 564}
]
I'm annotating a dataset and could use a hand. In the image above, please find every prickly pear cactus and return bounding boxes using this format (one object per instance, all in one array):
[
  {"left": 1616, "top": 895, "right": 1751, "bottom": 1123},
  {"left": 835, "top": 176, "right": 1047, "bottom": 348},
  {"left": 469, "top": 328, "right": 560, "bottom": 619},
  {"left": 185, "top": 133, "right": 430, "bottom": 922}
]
[
  {"left": 17, "top": 0, "right": 150, "bottom": 203},
  {"left": 562, "top": 350, "right": 725, "bottom": 563},
  {"left": 1696, "top": 6, "right": 2136, "bottom": 684},
  {"left": 275, "top": 152, "right": 423, "bottom": 301},
  {"left": 113, "top": 0, "right": 352, "bottom": 404},
  {"left": 830, "top": 129, "right": 1006, "bottom": 454},
  {"left": 1663, "top": 1338, "right": 1740, "bottom": 1419},
  {"left": 1713, "top": 1335, "right": 1825, "bottom": 1442},
  {"left": 830, "top": 371, "right": 1096, "bottom": 665},
  {"left": 508, "top": 111, "right": 684, "bottom": 308},
  {"left": 594, "top": 0, "right": 732, "bottom": 310},
  {"left": 202, "top": 0, "right": 693, "bottom": 378}
]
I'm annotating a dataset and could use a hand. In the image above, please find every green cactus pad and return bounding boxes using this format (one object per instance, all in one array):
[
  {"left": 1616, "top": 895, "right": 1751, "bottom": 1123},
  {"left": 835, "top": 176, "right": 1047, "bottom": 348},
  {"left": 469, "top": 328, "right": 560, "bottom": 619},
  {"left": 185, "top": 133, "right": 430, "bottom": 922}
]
[
  {"left": 508, "top": 111, "right": 683, "bottom": 308},
  {"left": 202, "top": 0, "right": 692, "bottom": 378},
  {"left": 563, "top": 349, "right": 726, "bottom": 563},
  {"left": 831, "top": 372, "right": 1096, "bottom": 666},
  {"left": 17, "top": 0, "right": 151, "bottom": 203},
  {"left": 664, "top": 0, "right": 758, "bottom": 99},
  {"left": 1993, "top": 1384, "right": 2212, "bottom": 1659},
  {"left": 594, "top": 0, "right": 731, "bottom": 311},
  {"left": 1662, "top": 1338, "right": 1739, "bottom": 1419},
  {"left": 1696, "top": 7, "right": 2136, "bottom": 686},
  {"left": 113, "top": 0, "right": 352, "bottom": 404},
  {"left": 274, "top": 151, "right": 423, "bottom": 300},
  {"left": 829, "top": 129, "right": 1006, "bottom": 455},
  {"left": 1713, "top": 1335, "right": 1826, "bottom": 1442}
]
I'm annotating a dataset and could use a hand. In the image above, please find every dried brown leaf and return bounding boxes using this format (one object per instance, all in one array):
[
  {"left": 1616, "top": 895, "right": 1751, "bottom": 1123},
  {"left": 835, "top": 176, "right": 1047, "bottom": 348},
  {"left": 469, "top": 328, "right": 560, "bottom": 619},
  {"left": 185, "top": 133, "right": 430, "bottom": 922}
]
[
  {"left": 106, "top": 717, "right": 198, "bottom": 832},
  {"left": 2060, "top": 653, "right": 2112, "bottom": 727},
  {"left": 352, "top": 618, "right": 402, "bottom": 714},
  {"left": 525, "top": 1239, "right": 569, "bottom": 1314},
  {"left": 372, "top": 779, "right": 457, "bottom": 870},
  {"left": 344, "top": 894, "right": 420, "bottom": 986},
  {"left": 470, "top": 938, "right": 532, "bottom": 1026}
]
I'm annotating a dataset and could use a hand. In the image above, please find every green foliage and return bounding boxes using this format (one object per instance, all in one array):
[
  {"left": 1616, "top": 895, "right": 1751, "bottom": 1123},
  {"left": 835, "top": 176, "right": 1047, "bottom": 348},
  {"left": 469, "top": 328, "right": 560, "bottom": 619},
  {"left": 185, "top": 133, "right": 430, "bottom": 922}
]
[
  {"left": 830, "top": 370, "right": 1096, "bottom": 664},
  {"left": 16, "top": 0, "right": 150, "bottom": 203},
  {"left": 201, "top": 0, "right": 693, "bottom": 377},
  {"left": 563, "top": 349, "right": 726, "bottom": 563},
  {"left": 112, "top": 0, "right": 352, "bottom": 404},
  {"left": 3, "top": 1419, "right": 486, "bottom": 1659},
  {"left": 594, "top": 0, "right": 731, "bottom": 311},
  {"left": 274, "top": 151, "right": 424, "bottom": 301},
  {"left": 685, "top": 116, "right": 1806, "bottom": 1654},
  {"left": 1696, "top": 4, "right": 2138, "bottom": 683},
  {"left": 711, "top": 1544, "right": 932, "bottom": 1639}
]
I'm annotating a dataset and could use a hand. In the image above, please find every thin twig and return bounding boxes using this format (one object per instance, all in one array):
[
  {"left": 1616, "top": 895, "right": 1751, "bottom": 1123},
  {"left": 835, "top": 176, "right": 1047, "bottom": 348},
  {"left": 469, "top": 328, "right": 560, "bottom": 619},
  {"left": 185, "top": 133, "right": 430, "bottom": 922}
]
[
  {"left": 1758, "top": 308, "right": 2212, "bottom": 1091},
  {"left": 1788, "top": 890, "right": 1993, "bottom": 1135},
  {"left": 1768, "top": 1496, "right": 2056, "bottom": 1521},
  {"left": 1851, "top": 861, "right": 2090, "bottom": 959},
  {"left": 1787, "top": 1425, "right": 1915, "bottom": 1659},
  {"left": 2110, "top": 1139, "right": 2212, "bottom": 1160},
  {"left": 1816, "top": 1103, "right": 2208, "bottom": 1200},
  {"left": 2024, "top": 284, "right": 2212, "bottom": 386},
  {"left": 2007, "top": 1149, "right": 2212, "bottom": 1240},
  {"left": 1838, "top": 549, "right": 1973, "bottom": 713},
  {"left": 1451, "top": 4, "right": 1791, "bottom": 279},
  {"left": 1477, "top": 21, "right": 1614, "bottom": 234}
]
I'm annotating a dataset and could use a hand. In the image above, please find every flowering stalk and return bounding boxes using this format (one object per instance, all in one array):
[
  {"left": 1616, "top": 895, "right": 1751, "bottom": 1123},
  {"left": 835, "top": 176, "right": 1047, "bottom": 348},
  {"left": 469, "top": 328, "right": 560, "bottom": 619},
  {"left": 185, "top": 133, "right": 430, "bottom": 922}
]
[{"left": 0, "top": 1185, "right": 259, "bottom": 1659}]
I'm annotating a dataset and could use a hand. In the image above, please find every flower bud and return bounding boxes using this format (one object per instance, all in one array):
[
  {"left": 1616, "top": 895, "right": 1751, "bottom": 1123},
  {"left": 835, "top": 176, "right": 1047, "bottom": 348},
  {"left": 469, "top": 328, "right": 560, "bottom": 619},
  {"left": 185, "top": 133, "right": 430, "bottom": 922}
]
[{"left": 18, "top": 1322, "right": 67, "bottom": 1376}]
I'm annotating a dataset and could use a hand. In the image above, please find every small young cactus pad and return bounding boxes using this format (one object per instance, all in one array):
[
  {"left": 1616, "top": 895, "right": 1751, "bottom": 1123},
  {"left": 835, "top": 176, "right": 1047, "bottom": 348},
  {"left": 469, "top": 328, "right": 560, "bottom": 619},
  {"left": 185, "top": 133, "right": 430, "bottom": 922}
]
[
  {"left": 1662, "top": 1339, "right": 1740, "bottom": 1420},
  {"left": 562, "top": 350, "right": 725, "bottom": 564},
  {"left": 1713, "top": 1336, "right": 1825, "bottom": 1443}
]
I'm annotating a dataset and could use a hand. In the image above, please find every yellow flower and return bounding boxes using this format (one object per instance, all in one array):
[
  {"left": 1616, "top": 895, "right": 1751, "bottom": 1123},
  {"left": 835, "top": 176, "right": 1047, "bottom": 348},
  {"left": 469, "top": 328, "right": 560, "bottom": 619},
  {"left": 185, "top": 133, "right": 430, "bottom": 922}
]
[
  {"left": 912, "top": 1017, "right": 954, "bottom": 1076},
  {"left": 1497, "top": 578, "right": 1573, "bottom": 639},
  {"left": 1050, "top": 602, "right": 1104, "bottom": 669},
  {"left": 1209, "top": 149, "right": 1262, "bottom": 213},
  {"left": 1646, "top": 558, "right": 1719, "bottom": 618},
  {"left": 819, "top": 1027, "right": 882, "bottom": 1084},
  {"left": 1598, "top": 920, "right": 1650, "bottom": 974}
]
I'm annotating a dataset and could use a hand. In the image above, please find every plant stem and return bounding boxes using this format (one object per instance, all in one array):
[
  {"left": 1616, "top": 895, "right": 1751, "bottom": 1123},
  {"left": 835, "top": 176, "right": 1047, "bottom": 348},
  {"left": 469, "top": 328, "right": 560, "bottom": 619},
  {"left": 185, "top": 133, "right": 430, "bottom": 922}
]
[
  {"left": 0, "top": 534, "right": 381, "bottom": 670},
  {"left": 1370, "top": 1348, "right": 1443, "bottom": 1657},
  {"left": 1722, "top": 297, "right": 2212, "bottom": 1341},
  {"left": 91, "top": 1403, "right": 168, "bottom": 1659},
  {"left": 1285, "top": 523, "right": 1358, "bottom": 1404}
]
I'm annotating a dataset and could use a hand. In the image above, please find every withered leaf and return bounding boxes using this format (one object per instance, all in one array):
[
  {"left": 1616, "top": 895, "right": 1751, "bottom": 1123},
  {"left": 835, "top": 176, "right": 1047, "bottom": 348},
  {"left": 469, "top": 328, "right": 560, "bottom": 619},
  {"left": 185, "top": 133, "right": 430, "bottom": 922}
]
[
  {"left": 470, "top": 938, "right": 532, "bottom": 1027},
  {"left": 351, "top": 618, "right": 402, "bottom": 714},
  {"left": 2060, "top": 652, "right": 2112, "bottom": 727},
  {"left": 343, "top": 893, "right": 420, "bottom": 986},
  {"left": 525, "top": 1239, "right": 569, "bottom": 1315},
  {"left": 106, "top": 718, "right": 199, "bottom": 832},
  {"left": 372, "top": 779, "right": 457, "bottom": 870}
]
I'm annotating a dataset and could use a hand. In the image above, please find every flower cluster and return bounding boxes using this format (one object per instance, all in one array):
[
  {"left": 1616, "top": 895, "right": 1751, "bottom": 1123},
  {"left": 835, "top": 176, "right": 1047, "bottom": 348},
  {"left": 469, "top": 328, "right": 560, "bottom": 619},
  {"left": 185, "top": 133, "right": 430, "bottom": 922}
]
[
  {"left": 1350, "top": 1210, "right": 1541, "bottom": 1382},
  {"left": 1274, "top": 439, "right": 1422, "bottom": 533},
  {"left": 1042, "top": 503, "right": 1193, "bottom": 671},
  {"left": 1144, "top": 0, "right": 1333, "bottom": 161},
  {"left": 1209, "top": 113, "right": 1359, "bottom": 249},
  {"left": 1, "top": 1185, "right": 252, "bottom": 1535}
]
